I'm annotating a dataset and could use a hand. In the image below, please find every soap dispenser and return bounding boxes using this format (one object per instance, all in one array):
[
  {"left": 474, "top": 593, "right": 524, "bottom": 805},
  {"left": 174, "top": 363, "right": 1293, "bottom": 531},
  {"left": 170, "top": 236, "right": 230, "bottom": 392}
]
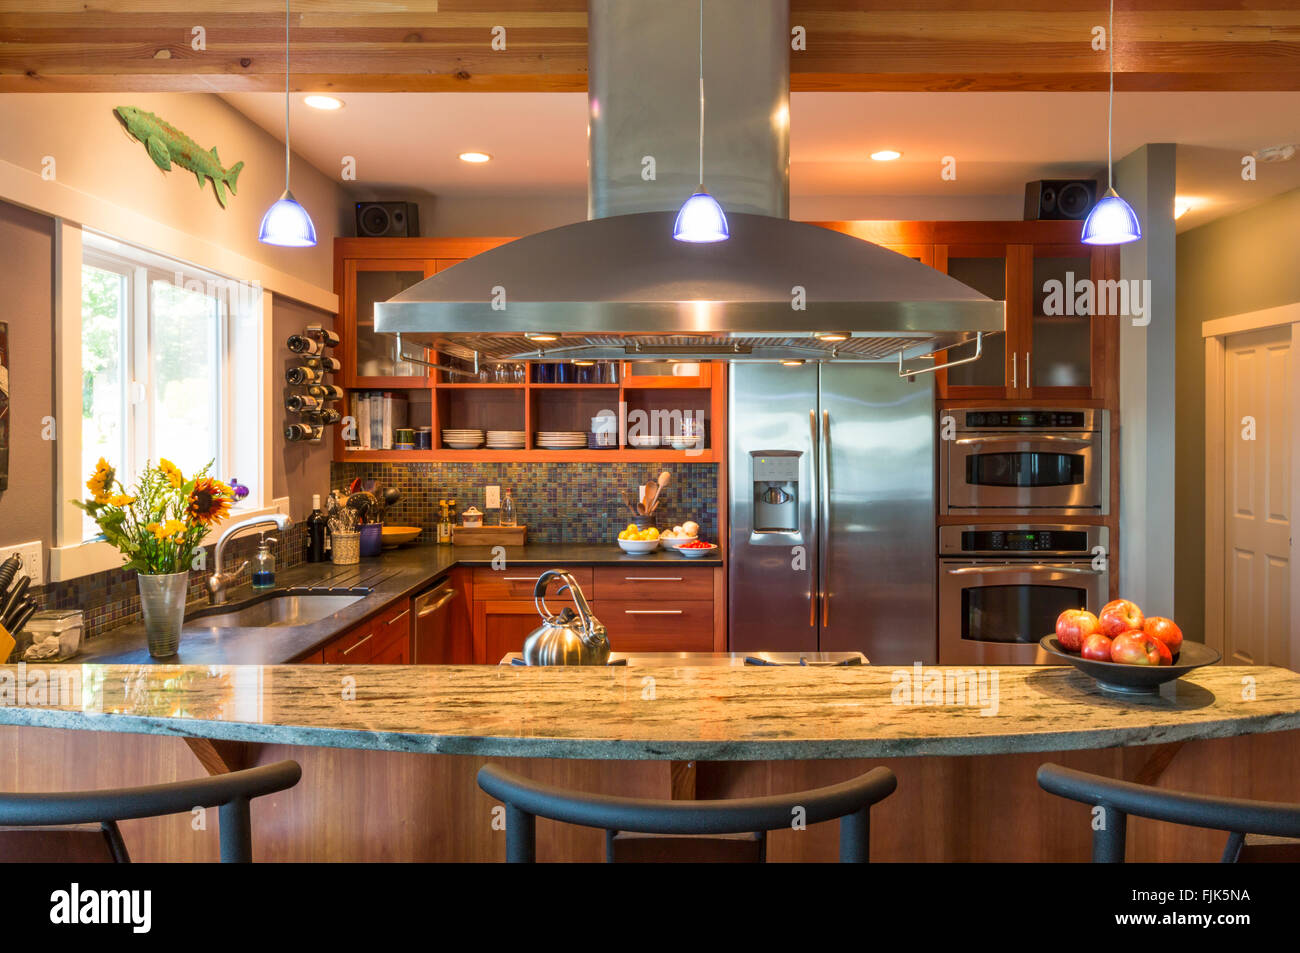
[{"left": 251, "top": 535, "right": 278, "bottom": 589}]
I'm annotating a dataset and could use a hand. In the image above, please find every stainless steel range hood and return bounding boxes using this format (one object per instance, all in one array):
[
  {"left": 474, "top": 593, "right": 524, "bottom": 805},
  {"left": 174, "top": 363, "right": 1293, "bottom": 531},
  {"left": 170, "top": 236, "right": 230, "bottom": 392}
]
[{"left": 374, "top": 0, "right": 1003, "bottom": 365}]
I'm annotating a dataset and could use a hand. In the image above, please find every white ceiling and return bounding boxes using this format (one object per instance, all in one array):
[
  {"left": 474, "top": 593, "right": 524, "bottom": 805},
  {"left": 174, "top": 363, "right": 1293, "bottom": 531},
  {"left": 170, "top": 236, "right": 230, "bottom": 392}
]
[{"left": 222, "top": 90, "right": 1300, "bottom": 232}]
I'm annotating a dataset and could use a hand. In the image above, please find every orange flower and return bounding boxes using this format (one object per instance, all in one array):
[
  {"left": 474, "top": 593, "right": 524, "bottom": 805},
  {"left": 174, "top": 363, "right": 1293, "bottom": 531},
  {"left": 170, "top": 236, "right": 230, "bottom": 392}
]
[{"left": 186, "top": 478, "right": 233, "bottom": 527}]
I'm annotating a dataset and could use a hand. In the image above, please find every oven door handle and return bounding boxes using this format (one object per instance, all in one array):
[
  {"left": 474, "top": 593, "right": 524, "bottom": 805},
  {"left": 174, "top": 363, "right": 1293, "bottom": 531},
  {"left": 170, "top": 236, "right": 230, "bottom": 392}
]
[
  {"left": 954, "top": 435, "right": 1093, "bottom": 447},
  {"left": 945, "top": 564, "right": 1102, "bottom": 576}
]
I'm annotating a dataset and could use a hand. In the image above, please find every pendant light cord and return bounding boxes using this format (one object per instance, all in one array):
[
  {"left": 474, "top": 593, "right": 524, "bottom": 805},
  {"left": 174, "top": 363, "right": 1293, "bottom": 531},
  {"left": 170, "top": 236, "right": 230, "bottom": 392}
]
[
  {"left": 697, "top": 0, "right": 704, "bottom": 187},
  {"left": 283, "top": 0, "right": 291, "bottom": 191},
  {"left": 1106, "top": 0, "right": 1114, "bottom": 190}
]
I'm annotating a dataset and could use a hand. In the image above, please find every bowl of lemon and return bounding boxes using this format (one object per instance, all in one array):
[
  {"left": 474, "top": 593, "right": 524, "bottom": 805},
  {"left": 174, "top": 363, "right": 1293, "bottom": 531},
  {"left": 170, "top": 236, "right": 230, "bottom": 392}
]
[{"left": 617, "top": 524, "right": 661, "bottom": 553}]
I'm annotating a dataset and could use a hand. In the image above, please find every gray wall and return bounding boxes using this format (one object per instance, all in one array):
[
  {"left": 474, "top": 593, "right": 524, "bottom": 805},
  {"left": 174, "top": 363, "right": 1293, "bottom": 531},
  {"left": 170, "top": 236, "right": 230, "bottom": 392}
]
[
  {"left": 0, "top": 201, "right": 55, "bottom": 549},
  {"left": 1175, "top": 185, "right": 1300, "bottom": 645}
]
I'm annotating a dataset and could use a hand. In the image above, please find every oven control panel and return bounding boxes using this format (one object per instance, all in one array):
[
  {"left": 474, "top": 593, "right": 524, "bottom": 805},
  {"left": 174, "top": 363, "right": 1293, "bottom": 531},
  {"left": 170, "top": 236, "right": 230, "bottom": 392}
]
[
  {"left": 939, "top": 524, "right": 1108, "bottom": 557},
  {"left": 961, "top": 410, "right": 1087, "bottom": 429}
]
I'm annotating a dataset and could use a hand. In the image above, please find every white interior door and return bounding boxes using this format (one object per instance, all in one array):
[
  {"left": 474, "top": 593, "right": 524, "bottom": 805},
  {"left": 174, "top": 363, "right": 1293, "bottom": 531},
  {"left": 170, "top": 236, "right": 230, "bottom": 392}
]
[{"left": 1222, "top": 325, "right": 1292, "bottom": 667}]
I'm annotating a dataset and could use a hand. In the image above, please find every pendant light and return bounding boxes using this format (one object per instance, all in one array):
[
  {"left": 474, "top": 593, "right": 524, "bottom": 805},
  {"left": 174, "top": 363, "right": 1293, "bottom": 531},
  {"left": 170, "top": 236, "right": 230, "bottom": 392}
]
[
  {"left": 673, "top": 0, "right": 729, "bottom": 243},
  {"left": 259, "top": 0, "right": 317, "bottom": 247},
  {"left": 1081, "top": 0, "right": 1141, "bottom": 245}
]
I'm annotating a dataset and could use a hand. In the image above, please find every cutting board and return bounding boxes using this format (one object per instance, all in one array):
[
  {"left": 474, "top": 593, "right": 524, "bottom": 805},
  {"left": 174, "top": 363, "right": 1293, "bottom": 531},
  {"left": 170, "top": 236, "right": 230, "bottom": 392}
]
[{"left": 452, "top": 525, "right": 527, "bottom": 546}]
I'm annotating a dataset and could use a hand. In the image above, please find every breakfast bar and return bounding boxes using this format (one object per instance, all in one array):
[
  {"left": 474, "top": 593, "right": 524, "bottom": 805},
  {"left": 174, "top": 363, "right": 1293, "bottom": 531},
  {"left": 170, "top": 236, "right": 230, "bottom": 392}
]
[{"left": 2, "top": 661, "right": 1298, "bottom": 861}]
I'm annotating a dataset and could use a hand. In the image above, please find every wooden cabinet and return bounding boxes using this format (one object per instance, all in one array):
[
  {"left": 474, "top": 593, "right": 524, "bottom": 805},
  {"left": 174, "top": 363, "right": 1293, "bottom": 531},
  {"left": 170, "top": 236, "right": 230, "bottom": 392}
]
[
  {"left": 811, "top": 221, "right": 1120, "bottom": 405},
  {"left": 468, "top": 564, "right": 723, "bottom": 662},
  {"left": 318, "top": 600, "right": 411, "bottom": 665}
]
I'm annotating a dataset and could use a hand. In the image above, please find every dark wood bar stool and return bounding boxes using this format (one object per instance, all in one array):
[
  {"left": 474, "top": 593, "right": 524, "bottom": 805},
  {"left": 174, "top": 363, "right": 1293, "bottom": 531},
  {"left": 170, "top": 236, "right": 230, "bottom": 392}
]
[
  {"left": 477, "top": 764, "right": 897, "bottom": 863},
  {"left": 0, "top": 760, "right": 301, "bottom": 863},
  {"left": 1037, "top": 762, "right": 1300, "bottom": 862}
]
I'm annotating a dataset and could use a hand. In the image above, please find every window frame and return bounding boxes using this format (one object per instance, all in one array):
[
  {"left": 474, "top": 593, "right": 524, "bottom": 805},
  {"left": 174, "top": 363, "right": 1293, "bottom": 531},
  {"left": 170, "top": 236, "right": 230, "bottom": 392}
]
[{"left": 52, "top": 223, "right": 281, "bottom": 581}]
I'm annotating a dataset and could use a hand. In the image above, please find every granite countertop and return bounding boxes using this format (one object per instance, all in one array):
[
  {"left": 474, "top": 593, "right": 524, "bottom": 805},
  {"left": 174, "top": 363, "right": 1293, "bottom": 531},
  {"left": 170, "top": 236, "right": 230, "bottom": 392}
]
[
  {"left": 3, "top": 661, "right": 1298, "bottom": 760},
  {"left": 72, "top": 543, "right": 721, "bottom": 666}
]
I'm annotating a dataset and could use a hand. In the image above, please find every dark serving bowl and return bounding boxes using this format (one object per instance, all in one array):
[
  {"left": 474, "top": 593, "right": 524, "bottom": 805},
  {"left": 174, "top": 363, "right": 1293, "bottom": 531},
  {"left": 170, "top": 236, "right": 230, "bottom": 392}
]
[{"left": 1038, "top": 636, "right": 1222, "bottom": 695}]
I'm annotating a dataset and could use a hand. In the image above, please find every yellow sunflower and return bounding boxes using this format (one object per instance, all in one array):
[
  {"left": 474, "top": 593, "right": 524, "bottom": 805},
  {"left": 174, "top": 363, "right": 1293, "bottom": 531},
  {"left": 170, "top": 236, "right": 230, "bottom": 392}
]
[
  {"left": 149, "top": 519, "right": 188, "bottom": 542},
  {"left": 108, "top": 493, "right": 135, "bottom": 507},
  {"left": 159, "top": 458, "right": 185, "bottom": 488},
  {"left": 85, "top": 458, "right": 115, "bottom": 504},
  {"left": 187, "top": 478, "right": 233, "bottom": 527}
]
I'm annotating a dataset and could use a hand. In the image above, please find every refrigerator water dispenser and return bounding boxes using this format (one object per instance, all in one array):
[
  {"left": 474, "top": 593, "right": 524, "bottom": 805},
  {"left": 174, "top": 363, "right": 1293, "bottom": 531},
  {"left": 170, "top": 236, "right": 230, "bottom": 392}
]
[{"left": 751, "top": 451, "right": 800, "bottom": 533}]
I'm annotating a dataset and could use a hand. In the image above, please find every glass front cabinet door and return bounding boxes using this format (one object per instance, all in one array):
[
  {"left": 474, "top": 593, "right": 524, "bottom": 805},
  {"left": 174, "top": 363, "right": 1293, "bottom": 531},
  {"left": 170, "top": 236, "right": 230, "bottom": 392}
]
[{"left": 342, "top": 259, "right": 437, "bottom": 385}]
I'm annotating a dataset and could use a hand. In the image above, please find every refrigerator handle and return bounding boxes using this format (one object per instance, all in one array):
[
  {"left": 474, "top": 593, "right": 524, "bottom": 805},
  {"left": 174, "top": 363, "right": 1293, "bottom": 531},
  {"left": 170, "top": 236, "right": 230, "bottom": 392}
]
[
  {"left": 821, "top": 408, "right": 831, "bottom": 627},
  {"left": 809, "top": 408, "right": 818, "bottom": 627}
]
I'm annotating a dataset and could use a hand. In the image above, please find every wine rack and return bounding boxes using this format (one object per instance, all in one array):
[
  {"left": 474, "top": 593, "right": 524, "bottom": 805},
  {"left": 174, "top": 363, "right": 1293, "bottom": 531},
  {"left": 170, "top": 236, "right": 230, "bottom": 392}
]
[{"left": 284, "top": 324, "right": 341, "bottom": 444}]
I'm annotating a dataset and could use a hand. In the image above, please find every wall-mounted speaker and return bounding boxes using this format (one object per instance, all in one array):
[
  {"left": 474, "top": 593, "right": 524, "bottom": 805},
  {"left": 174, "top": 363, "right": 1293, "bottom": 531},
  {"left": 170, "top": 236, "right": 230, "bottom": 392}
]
[
  {"left": 355, "top": 201, "right": 421, "bottom": 237},
  {"left": 1024, "top": 180, "right": 1098, "bottom": 221}
]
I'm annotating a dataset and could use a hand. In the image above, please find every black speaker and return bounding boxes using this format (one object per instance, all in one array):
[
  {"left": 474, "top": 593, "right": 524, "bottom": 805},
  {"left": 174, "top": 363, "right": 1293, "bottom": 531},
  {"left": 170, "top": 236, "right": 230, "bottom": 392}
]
[
  {"left": 1024, "top": 180, "right": 1098, "bottom": 221},
  {"left": 355, "top": 201, "right": 421, "bottom": 237}
]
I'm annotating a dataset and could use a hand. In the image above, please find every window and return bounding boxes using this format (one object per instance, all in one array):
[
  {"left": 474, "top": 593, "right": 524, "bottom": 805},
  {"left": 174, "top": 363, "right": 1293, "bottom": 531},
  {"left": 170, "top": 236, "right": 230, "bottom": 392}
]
[{"left": 79, "top": 234, "right": 245, "bottom": 541}]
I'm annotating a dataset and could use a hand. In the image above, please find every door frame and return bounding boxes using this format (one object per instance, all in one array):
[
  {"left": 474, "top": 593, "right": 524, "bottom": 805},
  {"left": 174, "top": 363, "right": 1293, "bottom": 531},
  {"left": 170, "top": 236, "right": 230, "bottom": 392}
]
[{"left": 1202, "top": 302, "right": 1300, "bottom": 660}]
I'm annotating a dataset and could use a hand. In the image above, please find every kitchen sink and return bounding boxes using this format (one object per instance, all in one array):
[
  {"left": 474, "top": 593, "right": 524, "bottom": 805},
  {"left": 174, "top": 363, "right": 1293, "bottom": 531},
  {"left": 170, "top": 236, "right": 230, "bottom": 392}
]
[{"left": 185, "top": 591, "right": 367, "bottom": 630}]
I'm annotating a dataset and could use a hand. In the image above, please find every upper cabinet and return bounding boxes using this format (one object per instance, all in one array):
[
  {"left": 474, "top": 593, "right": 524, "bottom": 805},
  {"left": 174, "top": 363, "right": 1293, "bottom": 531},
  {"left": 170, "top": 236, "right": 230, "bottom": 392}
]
[{"left": 823, "top": 221, "right": 1120, "bottom": 405}]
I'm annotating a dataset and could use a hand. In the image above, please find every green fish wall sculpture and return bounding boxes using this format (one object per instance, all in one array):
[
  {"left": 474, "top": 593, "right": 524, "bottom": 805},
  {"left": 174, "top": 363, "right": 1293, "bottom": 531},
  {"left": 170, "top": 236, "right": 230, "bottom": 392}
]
[{"left": 113, "top": 106, "right": 244, "bottom": 208}]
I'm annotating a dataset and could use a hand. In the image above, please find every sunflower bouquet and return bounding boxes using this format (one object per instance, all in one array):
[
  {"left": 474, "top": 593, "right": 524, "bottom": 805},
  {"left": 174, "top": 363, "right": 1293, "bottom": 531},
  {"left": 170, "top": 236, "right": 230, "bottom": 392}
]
[{"left": 75, "top": 457, "right": 235, "bottom": 575}]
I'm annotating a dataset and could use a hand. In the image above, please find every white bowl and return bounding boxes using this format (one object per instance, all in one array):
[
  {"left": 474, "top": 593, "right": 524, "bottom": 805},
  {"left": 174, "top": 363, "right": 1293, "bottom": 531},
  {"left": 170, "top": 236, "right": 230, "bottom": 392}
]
[
  {"left": 660, "top": 534, "right": 698, "bottom": 550},
  {"left": 676, "top": 542, "right": 718, "bottom": 558},
  {"left": 617, "top": 537, "right": 661, "bottom": 554}
]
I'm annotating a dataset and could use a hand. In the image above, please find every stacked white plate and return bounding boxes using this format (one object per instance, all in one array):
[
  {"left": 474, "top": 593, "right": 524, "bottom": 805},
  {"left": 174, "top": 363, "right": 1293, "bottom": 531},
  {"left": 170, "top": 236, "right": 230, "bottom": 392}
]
[
  {"left": 486, "top": 430, "right": 526, "bottom": 449},
  {"left": 442, "top": 428, "right": 485, "bottom": 449},
  {"left": 536, "top": 431, "right": 587, "bottom": 449}
]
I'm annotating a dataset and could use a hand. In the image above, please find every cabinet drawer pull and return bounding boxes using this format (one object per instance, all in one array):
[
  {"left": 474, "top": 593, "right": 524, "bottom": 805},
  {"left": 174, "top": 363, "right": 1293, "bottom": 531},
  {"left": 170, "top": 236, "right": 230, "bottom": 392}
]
[
  {"left": 342, "top": 633, "right": 374, "bottom": 656},
  {"left": 622, "top": 576, "right": 683, "bottom": 582},
  {"left": 623, "top": 610, "right": 684, "bottom": 615}
]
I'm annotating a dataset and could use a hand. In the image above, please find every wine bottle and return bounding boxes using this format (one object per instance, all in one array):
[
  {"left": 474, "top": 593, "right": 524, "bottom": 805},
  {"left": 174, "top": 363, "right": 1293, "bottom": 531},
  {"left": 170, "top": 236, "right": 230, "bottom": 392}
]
[
  {"left": 287, "top": 334, "right": 322, "bottom": 355},
  {"left": 305, "top": 495, "right": 327, "bottom": 563},
  {"left": 305, "top": 326, "right": 341, "bottom": 348},
  {"left": 286, "top": 393, "right": 321, "bottom": 413},
  {"left": 284, "top": 423, "right": 323, "bottom": 442},
  {"left": 286, "top": 365, "right": 319, "bottom": 385},
  {"left": 301, "top": 355, "right": 342, "bottom": 372},
  {"left": 303, "top": 408, "right": 342, "bottom": 425},
  {"left": 307, "top": 383, "right": 345, "bottom": 401}
]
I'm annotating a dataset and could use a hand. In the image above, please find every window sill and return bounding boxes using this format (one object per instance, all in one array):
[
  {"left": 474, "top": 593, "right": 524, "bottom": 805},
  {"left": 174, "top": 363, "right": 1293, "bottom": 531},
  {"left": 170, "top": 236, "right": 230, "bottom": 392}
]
[{"left": 49, "top": 498, "right": 291, "bottom": 584}]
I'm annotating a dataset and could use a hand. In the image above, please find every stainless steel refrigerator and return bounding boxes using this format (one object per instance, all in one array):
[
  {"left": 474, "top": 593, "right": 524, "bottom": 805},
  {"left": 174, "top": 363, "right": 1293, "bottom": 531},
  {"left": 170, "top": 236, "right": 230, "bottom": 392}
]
[{"left": 728, "top": 363, "right": 936, "bottom": 663}]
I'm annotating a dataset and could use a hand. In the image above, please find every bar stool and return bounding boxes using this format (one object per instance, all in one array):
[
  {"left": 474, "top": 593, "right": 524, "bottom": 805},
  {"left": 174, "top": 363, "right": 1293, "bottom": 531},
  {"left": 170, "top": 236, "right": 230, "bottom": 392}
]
[
  {"left": 0, "top": 760, "right": 301, "bottom": 863},
  {"left": 1037, "top": 762, "right": 1300, "bottom": 862},
  {"left": 477, "top": 764, "right": 897, "bottom": 863}
]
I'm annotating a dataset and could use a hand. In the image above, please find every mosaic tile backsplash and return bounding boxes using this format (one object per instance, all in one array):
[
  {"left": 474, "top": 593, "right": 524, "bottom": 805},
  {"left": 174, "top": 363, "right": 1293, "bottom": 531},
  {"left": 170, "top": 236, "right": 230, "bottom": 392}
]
[{"left": 331, "top": 461, "right": 720, "bottom": 544}]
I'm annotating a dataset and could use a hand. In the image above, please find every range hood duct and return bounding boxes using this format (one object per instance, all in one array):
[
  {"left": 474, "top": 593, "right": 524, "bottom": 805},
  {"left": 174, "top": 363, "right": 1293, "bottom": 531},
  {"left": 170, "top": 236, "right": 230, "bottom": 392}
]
[{"left": 375, "top": 0, "right": 1003, "bottom": 365}]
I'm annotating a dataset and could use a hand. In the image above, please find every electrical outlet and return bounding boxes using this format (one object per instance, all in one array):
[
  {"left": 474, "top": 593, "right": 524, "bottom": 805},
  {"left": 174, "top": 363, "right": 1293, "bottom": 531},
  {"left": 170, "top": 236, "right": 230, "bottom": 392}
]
[
  {"left": 485, "top": 485, "right": 501, "bottom": 509},
  {"left": 0, "top": 541, "right": 44, "bottom": 588}
]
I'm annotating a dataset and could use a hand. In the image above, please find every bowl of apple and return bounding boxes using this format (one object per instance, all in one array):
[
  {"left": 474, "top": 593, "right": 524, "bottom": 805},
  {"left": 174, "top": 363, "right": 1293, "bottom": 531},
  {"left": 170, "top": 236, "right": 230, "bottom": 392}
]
[{"left": 1040, "top": 600, "right": 1220, "bottom": 695}]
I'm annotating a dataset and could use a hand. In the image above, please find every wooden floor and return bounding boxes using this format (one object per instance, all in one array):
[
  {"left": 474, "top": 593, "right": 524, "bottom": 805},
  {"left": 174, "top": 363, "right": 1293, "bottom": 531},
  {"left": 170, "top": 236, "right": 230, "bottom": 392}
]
[{"left": 1, "top": 726, "right": 1296, "bottom": 862}]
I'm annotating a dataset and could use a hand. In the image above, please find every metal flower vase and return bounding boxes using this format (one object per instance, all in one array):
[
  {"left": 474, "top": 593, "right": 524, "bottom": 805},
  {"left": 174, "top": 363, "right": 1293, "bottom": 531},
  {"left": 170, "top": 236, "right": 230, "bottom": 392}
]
[{"left": 138, "top": 571, "right": 189, "bottom": 658}]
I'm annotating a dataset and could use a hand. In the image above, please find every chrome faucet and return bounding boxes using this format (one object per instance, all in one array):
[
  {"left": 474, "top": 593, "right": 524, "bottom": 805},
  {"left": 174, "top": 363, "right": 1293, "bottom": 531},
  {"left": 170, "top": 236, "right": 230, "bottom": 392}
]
[{"left": 207, "top": 513, "right": 293, "bottom": 605}]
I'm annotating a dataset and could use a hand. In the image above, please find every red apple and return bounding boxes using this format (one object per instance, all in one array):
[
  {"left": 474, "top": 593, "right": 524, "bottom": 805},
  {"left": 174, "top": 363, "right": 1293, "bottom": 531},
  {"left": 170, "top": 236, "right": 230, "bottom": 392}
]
[
  {"left": 1056, "top": 609, "right": 1101, "bottom": 652},
  {"left": 1099, "top": 599, "right": 1145, "bottom": 638},
  {"left": 1080, "top": 632, "right": 1113, "bottom": 662},
  {"left": 1144, "top": 617, "right": 1183, "bottom": 656},
  {"left": 1110, "top": 630, "right": 1171, "bottom": 666}
]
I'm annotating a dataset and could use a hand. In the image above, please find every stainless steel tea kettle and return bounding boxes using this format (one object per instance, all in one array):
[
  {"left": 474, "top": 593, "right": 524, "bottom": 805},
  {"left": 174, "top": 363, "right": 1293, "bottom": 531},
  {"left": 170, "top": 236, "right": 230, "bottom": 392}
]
[{"left": 522, "top": 569, "right": 610, "bottom": 666}]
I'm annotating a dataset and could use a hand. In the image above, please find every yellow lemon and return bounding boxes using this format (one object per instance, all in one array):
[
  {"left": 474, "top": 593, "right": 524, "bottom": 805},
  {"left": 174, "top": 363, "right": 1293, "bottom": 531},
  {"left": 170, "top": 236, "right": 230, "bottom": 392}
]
[{"left": 644, "top": 527, "right": 659, "bottom": 540}]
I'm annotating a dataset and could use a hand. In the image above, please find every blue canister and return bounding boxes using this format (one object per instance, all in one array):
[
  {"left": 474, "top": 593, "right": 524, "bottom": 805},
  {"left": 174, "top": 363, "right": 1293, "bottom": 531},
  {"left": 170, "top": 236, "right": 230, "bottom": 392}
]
[{"left": 359, "top": 522, "right": 383, "bottom": 557}]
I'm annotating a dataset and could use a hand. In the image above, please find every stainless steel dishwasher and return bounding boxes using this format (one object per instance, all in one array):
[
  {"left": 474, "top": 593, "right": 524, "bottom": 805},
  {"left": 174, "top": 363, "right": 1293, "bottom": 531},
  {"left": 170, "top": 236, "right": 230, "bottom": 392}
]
[{"left": 412, "top": 580, "right": 459, "bottom": 663}]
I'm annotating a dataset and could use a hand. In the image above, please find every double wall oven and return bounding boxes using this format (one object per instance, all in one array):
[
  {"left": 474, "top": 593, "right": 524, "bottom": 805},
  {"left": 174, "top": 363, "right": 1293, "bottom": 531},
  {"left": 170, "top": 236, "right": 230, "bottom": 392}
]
[{"left": 938, "top": 408, "right": 1111, "bottom": 665}]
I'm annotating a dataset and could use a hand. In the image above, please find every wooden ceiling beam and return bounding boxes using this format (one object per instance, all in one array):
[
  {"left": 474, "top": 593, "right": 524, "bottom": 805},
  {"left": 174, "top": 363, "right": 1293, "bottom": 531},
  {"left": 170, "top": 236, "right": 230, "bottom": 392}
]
[{"left": 2, "top": 2, "right": 1298, "bottom": 93}]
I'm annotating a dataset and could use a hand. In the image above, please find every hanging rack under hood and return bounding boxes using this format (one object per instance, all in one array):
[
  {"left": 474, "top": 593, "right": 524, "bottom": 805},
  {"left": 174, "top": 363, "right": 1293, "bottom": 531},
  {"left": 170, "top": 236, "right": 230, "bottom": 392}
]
[{"left": 373, "top": 0, "right": 1003, "bottom": 366}]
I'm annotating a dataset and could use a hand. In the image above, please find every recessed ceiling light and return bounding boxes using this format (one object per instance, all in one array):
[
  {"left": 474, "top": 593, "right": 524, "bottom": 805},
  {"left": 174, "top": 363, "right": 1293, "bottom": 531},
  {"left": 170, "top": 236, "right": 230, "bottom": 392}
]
[
  {"left": 870, "top": 150, "right": 902, "bottom": 162},
  {"left": 459, "top": 151, "right": 492, "bottom": 163},
  {"left": 303, "top": 95, "right": 344, "bottom": 110}
]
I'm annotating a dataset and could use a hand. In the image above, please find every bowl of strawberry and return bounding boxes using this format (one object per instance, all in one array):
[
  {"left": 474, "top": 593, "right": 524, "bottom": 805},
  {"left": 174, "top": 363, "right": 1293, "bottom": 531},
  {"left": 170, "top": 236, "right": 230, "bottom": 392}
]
[
  {"left": 675, "top": 539, "right": 718, "bottom": 559},
  {"left": 1039, "top": 600, "right": 1220, "bottom": 695}
]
